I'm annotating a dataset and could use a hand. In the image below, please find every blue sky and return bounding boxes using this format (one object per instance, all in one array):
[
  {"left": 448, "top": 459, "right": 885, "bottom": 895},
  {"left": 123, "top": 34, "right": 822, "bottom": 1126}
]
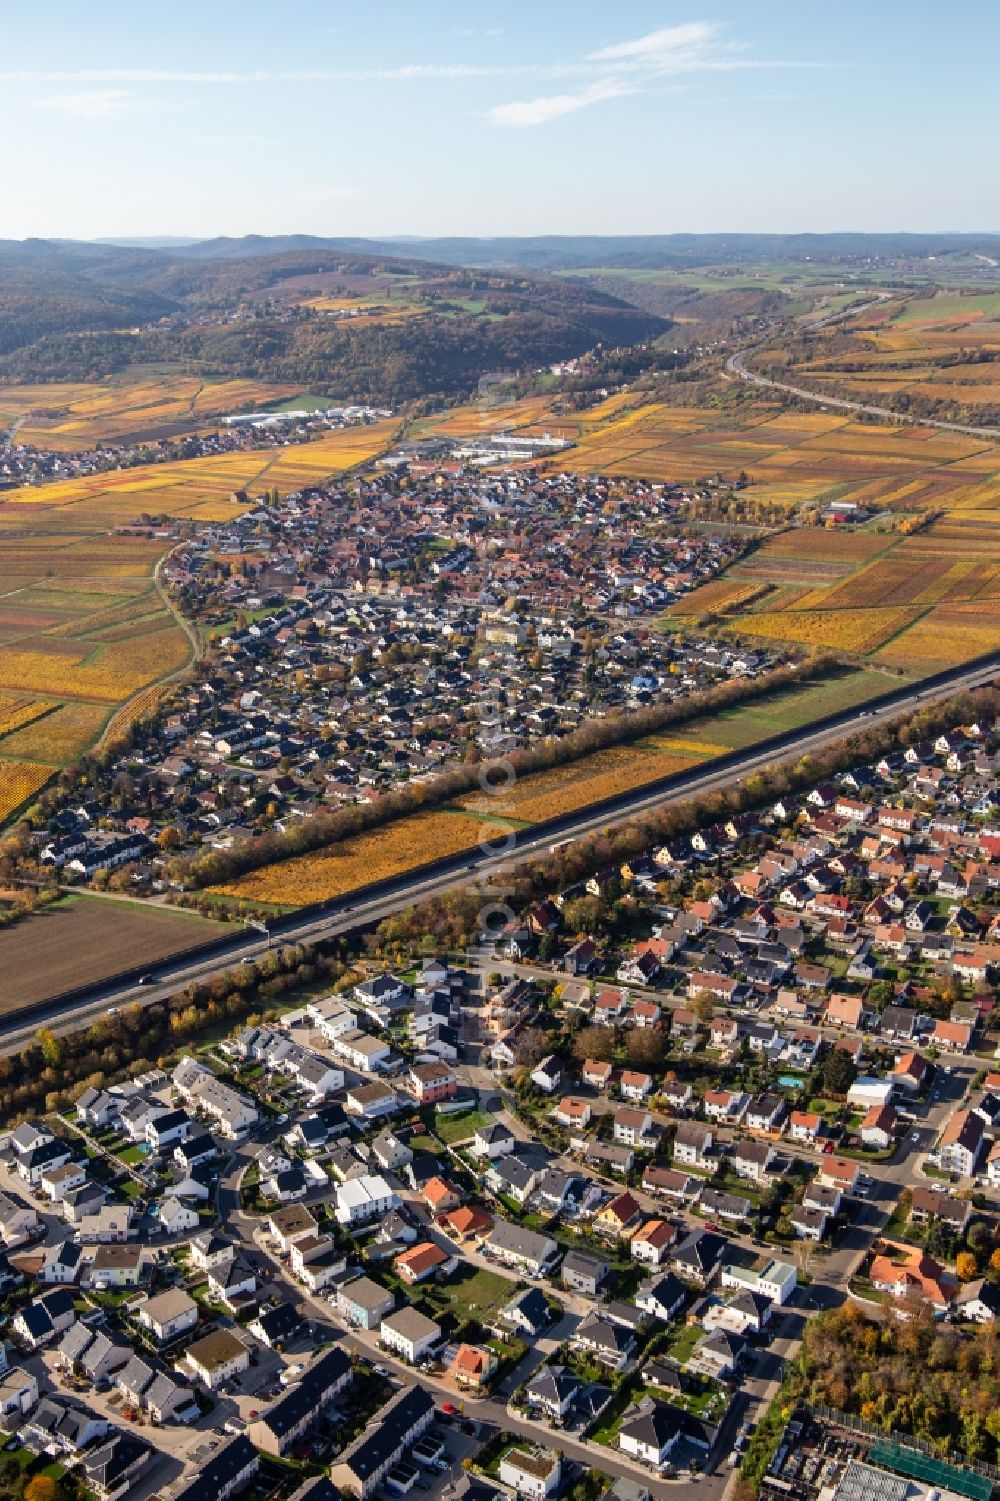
[{"left": 3, "top": 1, "right": 998, "bottom": 240}]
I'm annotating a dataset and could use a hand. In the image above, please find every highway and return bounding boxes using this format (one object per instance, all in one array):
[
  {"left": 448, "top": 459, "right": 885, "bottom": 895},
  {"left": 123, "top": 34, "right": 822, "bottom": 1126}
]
[
  {"left": 2, "top": 649, "right": 997, "bottom": 1052},
  {"left": 803, "top": 292, "right": 891, "bottom": 331},
  {"left": 726, "top": 349, "right": 1000, "bottom": 440}
]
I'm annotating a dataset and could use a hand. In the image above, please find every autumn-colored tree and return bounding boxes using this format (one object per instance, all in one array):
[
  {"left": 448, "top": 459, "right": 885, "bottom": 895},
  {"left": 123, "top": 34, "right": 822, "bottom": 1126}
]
[
  {"left": 571, "top": 1026, "right": 614, "bottom": 1065},
  {"left": 513, "top": 1027, "right": 551, "bottom": 1068},
  {"left": 989, "top": 1247, "right": 1000, "bottom": 1276},
  {"left": 35, "top": 1027, "right": 63, "bottom": 1069},
  {"left": 25, "top": 1476, "right": 65, "bottom": 1501},
  {"left": 956, "top": 1251, "right": 978, "bottom": 1281},
  {"left": 691, "top": 991, "right": 715, "bottom": 1023},
  {"left": 626, "top": 1028, "right": 665, "bottom": 1069}
]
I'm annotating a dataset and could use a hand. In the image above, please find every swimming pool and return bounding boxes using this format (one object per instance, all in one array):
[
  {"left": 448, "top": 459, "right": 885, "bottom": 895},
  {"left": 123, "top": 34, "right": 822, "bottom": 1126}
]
[{"left": 778, "top": 1074, "right": 805, "bottom": 1088}]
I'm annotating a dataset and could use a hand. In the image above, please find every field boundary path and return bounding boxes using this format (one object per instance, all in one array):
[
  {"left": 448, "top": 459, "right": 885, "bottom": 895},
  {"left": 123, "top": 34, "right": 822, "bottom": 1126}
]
[
  {"left": 98, "top": 546, "right": 202, "bottom": 748},
  {"left": 726, "top": 348, "right": 1000, "bottom": 440}
]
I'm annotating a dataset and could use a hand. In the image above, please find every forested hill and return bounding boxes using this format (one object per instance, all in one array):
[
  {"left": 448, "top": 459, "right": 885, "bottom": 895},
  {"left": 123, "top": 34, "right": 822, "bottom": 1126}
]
[
  {"left": 0, "top": 239, "right": 669, "bottom": 402},
  {"left": 155, "top": 231, "right": 1000, "bottom": 270}
]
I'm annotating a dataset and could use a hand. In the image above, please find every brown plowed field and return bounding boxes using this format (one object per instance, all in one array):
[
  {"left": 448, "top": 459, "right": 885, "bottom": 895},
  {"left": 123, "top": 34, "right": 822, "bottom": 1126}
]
[{"left": 0, "top": 897, "right": 228, "bottom": 1011}]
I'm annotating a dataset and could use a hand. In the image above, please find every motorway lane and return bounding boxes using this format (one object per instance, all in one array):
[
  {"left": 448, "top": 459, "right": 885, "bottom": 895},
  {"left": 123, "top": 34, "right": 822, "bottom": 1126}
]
[
  {"left": 726, "top": 349, "right": 1000, "bottom": 439},
  {"left": 4, "top": 653, "right": 998, "bottom": 1054}
]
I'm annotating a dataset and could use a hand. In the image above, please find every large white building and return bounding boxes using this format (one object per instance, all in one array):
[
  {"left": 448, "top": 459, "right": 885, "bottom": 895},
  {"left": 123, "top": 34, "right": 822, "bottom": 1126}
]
[
  {"left": 334, "top": 1174, "right": 399, "bottom": 1226},
  {"left": 720, "top": 1257, "right": 797, "bottom": 1306}
]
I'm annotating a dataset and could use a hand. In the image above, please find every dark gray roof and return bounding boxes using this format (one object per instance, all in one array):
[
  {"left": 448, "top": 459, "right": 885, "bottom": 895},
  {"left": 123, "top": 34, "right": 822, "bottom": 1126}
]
[
  {"left": 562, "top": 1249, "right": 607, "bottom": 1276},
  {"left": 487, "top": 1220, "right": 557, "bottom": 1264},
  {"left": 80, "top": 1430, "right": 152, "bottom": 1490},
  {"left": 526, "top": 1364, "right": 580, "bottom": 1404},
  {"left": 502, "top": 1286, "right": 549, "bottom": 1331},
  {"left": 672, "top": 1230, "right": 726, "bottom": 1271},
  {"left": 619, "top": 1399, "right": 699, "bottom": 1451},
  {"left": 254, "top": 1301, "right": 304, "bottom": 1341},
  {"left": 575, "top": 1313, "right": 634, "bottom": 1353},
  {"left": 254, "top": 1345, "right": 351, "bottom": 1439},
  {"left": 168, "top": 1435, "right": 258, "bottom": 1501},
  {"left": 334, "top": 1385, "right": 435, "bottom": 1483}
]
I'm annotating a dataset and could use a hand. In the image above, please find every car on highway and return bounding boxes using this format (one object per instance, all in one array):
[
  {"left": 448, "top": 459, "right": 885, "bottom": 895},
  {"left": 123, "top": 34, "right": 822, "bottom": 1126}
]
[{"left": 138, "top": 973, "right": 155, "bottom": 986}]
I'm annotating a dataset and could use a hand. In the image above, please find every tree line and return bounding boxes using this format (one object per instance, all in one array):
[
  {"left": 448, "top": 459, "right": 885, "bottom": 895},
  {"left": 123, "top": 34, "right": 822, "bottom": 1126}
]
[
  {"left": 365, "top": 681, "right": 1000, "bottom": 958},
  {"left": 173, "top": 656, "right": 827, "bottom": 893}
]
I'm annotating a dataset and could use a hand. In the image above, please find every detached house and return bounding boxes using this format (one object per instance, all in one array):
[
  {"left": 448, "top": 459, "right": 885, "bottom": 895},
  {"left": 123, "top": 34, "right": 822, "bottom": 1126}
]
[
  {"left": 613, "top": 1108, "right": 656, "bottom": 1149},
  {"left": 672, "top": 1123, "right": 713, "bottom": 1170},
  {"left": 630, "top": 1220, "right": 677, "bottom": 1267},
  {"left": 595, "top": 1192, "right": 643, "bottom": 1239},
  {"left": 939, "top": 1110, "right": 984, "bottom": 1177},
  {"left": 620, "top": 1070, "right": 654, "bottom": 1103},
  {"left": 733, "top": 1140, "right": 776, "bottom": 1183},
  {"left": 582, "top": 1059, "right": 613, "bottom": 1091}
]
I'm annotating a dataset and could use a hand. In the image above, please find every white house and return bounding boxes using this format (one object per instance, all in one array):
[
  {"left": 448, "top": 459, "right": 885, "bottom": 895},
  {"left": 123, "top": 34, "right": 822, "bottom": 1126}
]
[
  {"left": 146, "top": 1111, "right": 192, "bottom": 1152},
  {"left": 183, "top": 1329, "right": 250, "bottom": 1391},
  {"left": 672, "top": 1123, "right": 713, "bottom": 1169},
  {"left": 499, "top": 1446, "right": 562, "bottom": 1499},
  {"left": 158, "top": 1197, "right": 199, "bottom": 1235},
  {"left": 619, "top": 1399, "right": 708, "bottom": 1467},
  {"left": 335, "top": 1174, "right": 399, "bottom": 1227},
  {"left": 379, "top": 1307, "right": 441, "bottom": 1365},
  {"left": 720, "top": 1257, "right": 797, "bottom": 1306},
  {"left": 0, "top": 1367, "right": 39, "bottom": 1425},
  {"left": 472, "top": 1123, "right": 515, "bottom": 1160},
  {"left": 138, "top": 1289, "right": 199, "bottom": 1344}
]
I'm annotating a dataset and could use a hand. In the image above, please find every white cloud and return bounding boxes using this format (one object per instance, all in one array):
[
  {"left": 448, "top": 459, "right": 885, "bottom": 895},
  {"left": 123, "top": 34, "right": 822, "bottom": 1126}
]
[
  {"left": 486, "top": 76, "right": 635, "bottom": 129},
  {"left": 33, "top": 89, "right": 143, "bottom": 120},
  {"left": 587, "top": 21, "right": 720, "bottom": 70},
  {"left": 5, "top": 64, "right": 541, "bottom": 85}
]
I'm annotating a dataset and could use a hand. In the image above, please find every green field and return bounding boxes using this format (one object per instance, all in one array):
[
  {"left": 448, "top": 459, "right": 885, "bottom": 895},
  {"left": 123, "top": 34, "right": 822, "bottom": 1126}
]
[
  {"left": 893, "top": 291, "right": 1000, "bottom": 323},
  {"left": 662, "top": 666, "right": 900, "bottom": 754},
  {"left": 265, "top": 393, "right": 331, "bottom": 413}
]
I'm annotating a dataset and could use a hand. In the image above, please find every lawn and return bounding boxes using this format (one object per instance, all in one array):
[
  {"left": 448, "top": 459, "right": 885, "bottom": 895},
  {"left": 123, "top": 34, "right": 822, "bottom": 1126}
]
[
  {"left": 407, "top": 1131, "right": 445, "bottom": 1156},
  {"left": 806, "top": 1097, "right": 841, "bottom": 1117},
  {"left": 667, "top": 1321, "right": 702, "bottom": 1367},
  {"left": 434, "top": 1109, "right": 494, "bottom": 1145},
  {"left": 420, "top": 1264, "right": 515, "bottom": 1325},
  {"left": 116, "top": 1144, "right": 148, "bottom": 1165}
]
